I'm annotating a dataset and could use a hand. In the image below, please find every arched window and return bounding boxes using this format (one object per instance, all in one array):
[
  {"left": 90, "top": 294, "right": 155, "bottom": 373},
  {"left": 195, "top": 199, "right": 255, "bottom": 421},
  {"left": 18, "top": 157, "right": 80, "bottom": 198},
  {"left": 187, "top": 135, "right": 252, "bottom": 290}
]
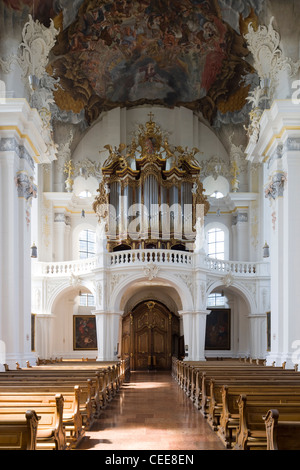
[
  {"left": 79, "top": 229, "right": 96, "bottom": 259},
  {"left": 207, "top": 227, "right": 225, "bottom": 259},
  {"left": 79, "top": 293, "right": 95, "bottom": 307},
  {"left": 207, "top": 293, "right": 227, "bottom": 307}
]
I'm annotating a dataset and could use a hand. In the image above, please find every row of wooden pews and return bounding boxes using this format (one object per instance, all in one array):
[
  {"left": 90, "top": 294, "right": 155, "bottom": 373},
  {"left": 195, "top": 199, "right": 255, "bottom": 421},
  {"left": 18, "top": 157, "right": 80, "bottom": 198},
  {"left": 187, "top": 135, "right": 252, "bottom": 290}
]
[
  {"left": 172, "top": 357, "right": 300, "bottom": 450},
  {"left": 0, "top": 358, "right": 130, "bottom": 450}
]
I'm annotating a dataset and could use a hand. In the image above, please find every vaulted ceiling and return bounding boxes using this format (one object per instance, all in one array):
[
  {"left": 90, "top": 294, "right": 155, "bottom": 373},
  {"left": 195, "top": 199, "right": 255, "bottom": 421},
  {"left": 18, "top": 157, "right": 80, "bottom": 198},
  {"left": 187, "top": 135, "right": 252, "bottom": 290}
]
[{"left": 2, "top": 0, "right": 267, "bottom": 133}]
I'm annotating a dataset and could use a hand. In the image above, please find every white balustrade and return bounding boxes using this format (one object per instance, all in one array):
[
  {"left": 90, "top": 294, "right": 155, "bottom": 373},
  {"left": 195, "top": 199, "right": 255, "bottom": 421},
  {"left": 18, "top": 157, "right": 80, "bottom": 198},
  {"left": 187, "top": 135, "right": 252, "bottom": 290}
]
[
  {"left": 34, "top": 258, "right": 97, "bottom": 276},
  {"left": 32, "top": 250, "right": 269, "bottom": 279},
  {"left": 109, "top": 249, "right": 193, "bottom": 267},
  {"left": 204, "top": 257, "right": 257, "bottom": 276}
]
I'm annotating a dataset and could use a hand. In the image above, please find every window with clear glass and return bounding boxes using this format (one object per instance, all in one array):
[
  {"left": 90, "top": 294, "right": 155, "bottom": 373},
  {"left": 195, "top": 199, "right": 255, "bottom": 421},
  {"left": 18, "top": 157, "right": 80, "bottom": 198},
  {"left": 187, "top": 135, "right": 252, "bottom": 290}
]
[
  {"left": 207, "top": 293, "right": 226, "bottom": 307},
  {"left": 79, "top": 190, "right": 92, "bottom": 198},
  {"left": 207, "top": 228, "right": 225, "bottom": 259},
  {"left": 79, "top": 230, "right": 96, "bottom": 259},
  {"left": 79, "top": 293, "right": 95, "bottom": 307}
]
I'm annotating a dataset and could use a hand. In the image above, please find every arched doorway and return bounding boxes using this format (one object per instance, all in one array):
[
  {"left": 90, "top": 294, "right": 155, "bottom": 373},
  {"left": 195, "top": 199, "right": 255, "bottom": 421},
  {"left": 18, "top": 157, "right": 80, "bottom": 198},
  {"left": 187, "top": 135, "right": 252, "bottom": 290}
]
[{"left": 122, "top": 301, "right": 180, "bottom": 370}]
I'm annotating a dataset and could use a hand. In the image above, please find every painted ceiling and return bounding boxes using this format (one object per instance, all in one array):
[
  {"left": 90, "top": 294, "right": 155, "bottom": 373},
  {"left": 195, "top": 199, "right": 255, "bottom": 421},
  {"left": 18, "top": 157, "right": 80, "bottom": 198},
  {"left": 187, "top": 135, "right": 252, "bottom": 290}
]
[{"left": 3, "top": 0, "right": 264, "bottom": 128}]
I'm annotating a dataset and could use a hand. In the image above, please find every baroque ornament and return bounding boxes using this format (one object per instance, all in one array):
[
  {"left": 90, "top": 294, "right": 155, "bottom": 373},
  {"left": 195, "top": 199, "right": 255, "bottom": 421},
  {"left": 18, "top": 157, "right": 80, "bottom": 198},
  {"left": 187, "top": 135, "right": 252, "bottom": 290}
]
[
  {"left": 93, "top": 114, "right": 210, "bottom": 250},
  {"left": 223, "top": 273, "right": 234, "bottom": 288},
  {"left": 0, "top": 15, "right": 59, "bottom": 163},
  {"left": 244, "top": 86, "right": 269, "bottom": 144},
  {"left": 244, "top": 17, "right": 300, "bottom": 145},
  {"left": 0, "top": 15, "right": 59, "bottom": 80},
  {"left": 244, "top": 17, "right": 300, "bottom": 101},
  {"left": 143, "top": 263, "right": 160, "bottom": 281},
  {"left": 265, "top": 172, "right": 287, "bottom": 201},
  {"left": 201, "top": 155, "right": 231, "bottom": 181}
]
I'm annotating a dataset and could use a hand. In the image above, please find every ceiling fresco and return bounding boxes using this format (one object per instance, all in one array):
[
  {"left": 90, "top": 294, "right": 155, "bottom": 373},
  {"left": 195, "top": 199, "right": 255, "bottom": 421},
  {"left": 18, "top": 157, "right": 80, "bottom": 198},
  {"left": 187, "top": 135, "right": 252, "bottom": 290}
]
[{"left": 2, "top": 0, "right": 263, "bottom": 128}]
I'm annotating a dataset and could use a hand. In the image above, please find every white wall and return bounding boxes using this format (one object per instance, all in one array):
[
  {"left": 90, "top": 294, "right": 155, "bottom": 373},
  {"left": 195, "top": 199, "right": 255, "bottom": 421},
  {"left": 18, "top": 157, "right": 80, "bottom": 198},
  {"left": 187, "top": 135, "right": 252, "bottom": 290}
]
[{"left": 72, "top": 106, "right": 229, "bottom": 167}]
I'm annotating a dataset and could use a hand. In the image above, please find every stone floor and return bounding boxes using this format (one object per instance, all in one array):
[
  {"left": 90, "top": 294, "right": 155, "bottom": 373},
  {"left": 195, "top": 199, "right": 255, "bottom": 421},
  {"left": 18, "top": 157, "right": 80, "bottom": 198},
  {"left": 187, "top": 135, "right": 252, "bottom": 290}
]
[{"left": 77, "top": 370, "right": 225, "bottom": 451}]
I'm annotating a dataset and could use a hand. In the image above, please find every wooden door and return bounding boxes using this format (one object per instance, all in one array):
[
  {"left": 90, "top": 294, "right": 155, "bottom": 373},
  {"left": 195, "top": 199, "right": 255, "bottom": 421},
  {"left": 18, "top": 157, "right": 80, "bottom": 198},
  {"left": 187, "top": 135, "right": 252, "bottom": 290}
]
[{"left": 122, "top": 301, "right": 180, "bottom": 370}]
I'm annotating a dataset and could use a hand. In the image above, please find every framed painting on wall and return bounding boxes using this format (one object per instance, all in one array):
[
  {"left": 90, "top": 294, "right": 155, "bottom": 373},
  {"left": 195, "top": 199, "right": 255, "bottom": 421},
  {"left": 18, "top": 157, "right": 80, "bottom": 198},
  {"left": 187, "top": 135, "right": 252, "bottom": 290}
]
[
  {"left": 73, "top": 315, "right": 97, "bottom": 350},
  {"left": 205, "top": 308, "right": 231, "bottom": 350}
]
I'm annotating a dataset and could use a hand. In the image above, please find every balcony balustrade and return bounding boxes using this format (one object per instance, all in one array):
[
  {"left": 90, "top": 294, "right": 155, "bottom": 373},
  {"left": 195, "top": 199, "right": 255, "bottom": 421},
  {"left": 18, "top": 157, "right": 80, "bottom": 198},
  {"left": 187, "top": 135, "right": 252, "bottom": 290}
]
[{"left": 32, "top": 249, "right": 269, "bottom": 279}]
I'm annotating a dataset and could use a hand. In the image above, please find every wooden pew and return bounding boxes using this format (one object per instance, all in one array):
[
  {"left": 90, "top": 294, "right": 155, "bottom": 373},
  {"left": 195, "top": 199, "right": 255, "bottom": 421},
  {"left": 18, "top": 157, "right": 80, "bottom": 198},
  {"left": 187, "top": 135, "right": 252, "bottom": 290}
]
[
  {"left": 234, "top": 395, "right": 300, "bottom": 450},
  {"left": 0, "top": 359, "right": 129, "bottom": 448},
  {"left": 0, "top": 361, "right": 126, "bottom": 428},
  {"left": 173, "top": 358, "right": 296, "bottom": 397},
  {"left": 0, "top": 369, "right": 104, "bottom": 423},
  {"left": 172, "top": 358, "right": 300, "bottom": 450},
  {"left": 0, "top": 394, "right": 67, "bottom": 450},
  {"left": 217, "top": 384, "right": 300, "bottom": 448},
  {"left": 0, "top": 379, "right": 95, "bottom": 430},
  {"left": 264, "top": 408, "right": 300, "bottom": 450},
  {"left": 0, "top": 386, "right": 84, "bottom": 448},
  {"left": 0, "top": 410, "right": 39, "bottom": 450},
  {"left": 198, "top": 369, "right": 300, "bottom": 417}
]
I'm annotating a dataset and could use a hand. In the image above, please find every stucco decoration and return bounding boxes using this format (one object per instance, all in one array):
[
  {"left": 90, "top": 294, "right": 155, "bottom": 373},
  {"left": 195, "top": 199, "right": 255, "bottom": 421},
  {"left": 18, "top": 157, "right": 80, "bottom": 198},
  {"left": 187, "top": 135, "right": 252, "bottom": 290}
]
[
  {"left": 0, "top": 14, "right": 58, "bottom": 80},
  {"left": 265, "top": 172, "right": 287, "bottom": 202},
  {"left": 244, "top": 16, "right": 300, "bottom": 101}
]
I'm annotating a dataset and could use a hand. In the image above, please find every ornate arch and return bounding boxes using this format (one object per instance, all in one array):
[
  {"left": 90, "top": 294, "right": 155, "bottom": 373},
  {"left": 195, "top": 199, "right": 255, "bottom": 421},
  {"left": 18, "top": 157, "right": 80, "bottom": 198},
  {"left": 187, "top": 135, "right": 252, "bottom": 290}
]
[
  {"left": 206, "top": 278, "right": 257, "bottom": 314},
  {"left": 47, "top": 278, "right": 95, "bottom": 314},
  {"left": 109, "top": 270, "right": 194, "bottom": 313}
]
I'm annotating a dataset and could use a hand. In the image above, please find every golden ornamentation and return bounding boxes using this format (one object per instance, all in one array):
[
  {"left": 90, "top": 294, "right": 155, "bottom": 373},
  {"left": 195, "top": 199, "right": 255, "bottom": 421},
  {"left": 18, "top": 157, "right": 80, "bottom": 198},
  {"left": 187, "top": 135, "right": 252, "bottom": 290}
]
[
  {"left": 63, "top": 159, "right": 75, "bottom": 193},
  {"left": 93, "top": 114, "right": 210, "bottom": 248},
  {"left": 92, "top": 180, "right": 109, "bottom": 221}
]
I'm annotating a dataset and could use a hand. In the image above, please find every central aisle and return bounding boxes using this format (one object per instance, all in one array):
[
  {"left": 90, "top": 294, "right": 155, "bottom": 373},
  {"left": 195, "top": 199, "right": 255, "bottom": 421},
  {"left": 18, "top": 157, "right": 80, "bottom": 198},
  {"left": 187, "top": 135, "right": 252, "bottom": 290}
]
[{"left": 77, "top": 371, "right": 225, "bottom": 451}]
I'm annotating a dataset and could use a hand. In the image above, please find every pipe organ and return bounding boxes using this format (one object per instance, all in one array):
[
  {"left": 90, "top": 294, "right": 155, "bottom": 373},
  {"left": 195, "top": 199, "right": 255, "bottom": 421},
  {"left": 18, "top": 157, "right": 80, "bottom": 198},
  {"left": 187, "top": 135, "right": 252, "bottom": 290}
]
[{"left": 93, "top": 114, "right": 209, "bottom": 252}]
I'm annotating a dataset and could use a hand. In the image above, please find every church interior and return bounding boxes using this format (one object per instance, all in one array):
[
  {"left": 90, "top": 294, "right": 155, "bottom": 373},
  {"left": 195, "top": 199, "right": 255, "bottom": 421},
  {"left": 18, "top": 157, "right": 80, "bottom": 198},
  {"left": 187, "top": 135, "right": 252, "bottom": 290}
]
[{"left": 1, "top": 0, "right": 300, "bottom": 452}]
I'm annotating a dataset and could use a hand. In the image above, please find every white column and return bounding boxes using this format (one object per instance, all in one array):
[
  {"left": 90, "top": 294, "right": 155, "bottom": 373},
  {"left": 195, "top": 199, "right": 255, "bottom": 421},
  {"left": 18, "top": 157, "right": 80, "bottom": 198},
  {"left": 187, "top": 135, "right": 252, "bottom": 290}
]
[
  {"left": 0, "top": 99, "right": 56, "bottom": 368},
  {"left": 234, "top": 211, "right": 249, "bottom": 261},
  {"left": 180, "top": 310, "right": 210, "bottom": 361},
  {"left": 249, "top": 314, "right": 267, "bottom": 360},
  {"left": 0, "top": 153, "right": 19, "bottom": 366},
  {"left": 35, "top": 314, "right": 54, "bottom": 360},
  {"left": 246, "top": 100, "right": 300, "bottom": 368},
  {"left": 53, "top": 213, "right": 67, "bottom": 261},
  {"left": 93, "top": 311, "right": 121, "bottom": 362},
  {"left": 282, "top": 151, "right": 300, "bottom": 367}
]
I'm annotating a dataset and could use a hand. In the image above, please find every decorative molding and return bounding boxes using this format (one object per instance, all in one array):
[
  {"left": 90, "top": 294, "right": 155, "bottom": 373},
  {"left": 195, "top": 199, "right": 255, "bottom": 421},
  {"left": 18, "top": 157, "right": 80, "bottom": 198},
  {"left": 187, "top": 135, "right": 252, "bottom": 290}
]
[
  {"left": 244, "top": 87, "right": 268, "bottom": 144},
  {"left": 74, "top": 158, "right": 103, "bottom": 181},
  {"left": 0, "top": 15, "right": 59, "bottom": 80},
  {"left": 93, "top": 281, "right": 103, "bottom": 308},
  {"left": 54, "top": 213, "right": 66, "bottom": 223},
  {"left": 14, "top": 171, "right": 37, "bottom": 227},
  {"left": 42, "top": 196, "right": 52, "bottom": 249},
  {"left": 244, "top": 18, "right": 300, "bottom": 146},
  {"left": 244, "top": 17, "right": 300, "bottom": 101},
  {"left": 110, "top": 273, "right": 127, "bottom": 294},
  {"left": 222, "top": 273, "right": 234, "bottom": 287},
  {"left": 0, "top": 16, "right": 59, "bottom": 164},
  {"left": 15, "top": 171, "right": 37, "bottom": 201},
  {"left": 286, "top": 138, "right": 300, "bottom": 152},
  {"left": 143, "top": 263, "right": 160, "bottom": 281},
  {"left": 69, "top": 273, "right": 80, "bottom": 287},
  {"left": 0, "top": 138, "right": 35, "bottom": 170},
  {"left": 265, "top": 171, "right": 287, "bottom": 201},
  {"left": 200, "top": 155, "right": 231, "bottom": 180},
  {"left": 232, "top": 212, "right": 248, "bottom": 225},
  {"left": 175, "top": 273, "right": 194, "bottom": 298}
]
